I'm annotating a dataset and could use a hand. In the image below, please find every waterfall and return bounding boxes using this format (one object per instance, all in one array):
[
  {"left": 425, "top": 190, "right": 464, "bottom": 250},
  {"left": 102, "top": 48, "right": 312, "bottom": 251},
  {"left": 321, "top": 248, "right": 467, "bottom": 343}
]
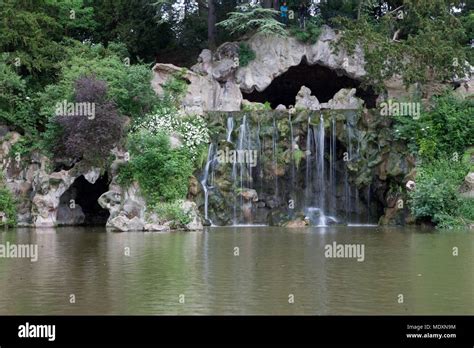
[
  {"left": 272, "top": 115, "right": 279, "bottom": 197},
  {"left": 226, "top": 115, "right": 234, "bottom": 143},
  {"left": 305, "top": 116, "right": 312, "bottom": 207},
  {"left": 201, "top": 143, "right": 215, "bottom": 223},
  {"left": 329, "top": 116, "right": 337, "bottom": 215},
  {"left": 344, "top": 120, "right": 353, "bottom": 223},
  {"left": 316, "top": 113, "right": 326, "bottom": 226},
  {"left": 289, "top": 112, "right": 296, "bottom": 215},
  {"left": 237, "top": 115, "right": 248, "bottom": 223}
]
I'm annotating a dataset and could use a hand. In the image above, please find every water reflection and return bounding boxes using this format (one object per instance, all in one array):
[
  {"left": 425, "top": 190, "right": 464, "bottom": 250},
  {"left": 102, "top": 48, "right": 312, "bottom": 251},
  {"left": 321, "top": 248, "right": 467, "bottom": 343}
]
[{"left": 0, "top": 226, "right": 472, "bottom": 314}]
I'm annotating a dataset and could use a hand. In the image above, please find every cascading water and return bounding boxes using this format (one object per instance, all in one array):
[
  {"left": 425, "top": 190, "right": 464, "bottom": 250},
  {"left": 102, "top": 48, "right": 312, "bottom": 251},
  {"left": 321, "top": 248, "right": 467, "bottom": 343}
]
[
  {"left": 226, "top": 115, "right": 234, "bottom": 143},
  {"left": 329, "top": 116, "right": 337, "bottom": 215},
  {"left": 305, "top": 116, "right": 313, "bottom": 207},
  {"left": 344, "top": 119, "right": 354, "bottom": 222},
  {"left": 200, "top": 110, "right": 373, "bottom": 227},
  {"left": 303, "top": 113, "right": 339, "bottom": 227},
  {"left": 316, "top": 113, "right": 326, "bottom": 226},
  {"left": 237, "top": 115, "right": 247, "bottom": 223},
  {"left": 201, "top": 143, "right": 215, "bottom": 224}
]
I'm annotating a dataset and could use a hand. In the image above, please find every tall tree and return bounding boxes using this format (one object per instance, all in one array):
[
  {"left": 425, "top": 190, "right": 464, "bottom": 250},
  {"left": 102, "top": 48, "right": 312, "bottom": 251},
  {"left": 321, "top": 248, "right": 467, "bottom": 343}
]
[{"left": 208, "top": 0, "right": 217, "bottom": 49}]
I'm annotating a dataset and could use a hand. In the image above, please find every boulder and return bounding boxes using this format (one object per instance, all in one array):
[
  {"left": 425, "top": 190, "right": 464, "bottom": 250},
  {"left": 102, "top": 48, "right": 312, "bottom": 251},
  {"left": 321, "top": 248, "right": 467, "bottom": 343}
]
[
  {"left": 98, "top": 190, "right": 122, "bottom": 220},
  {"left": 181, "top": 201, "right": 203, "bottom": 231},
  {"left": 240, "top": 188, "right": 258, "bottom": 202},
  {"left": 295, "top": 86, "right": 320, "bottom": 110},
  {"left": 83, "top": 167, "right": 101, "bottom": 184},
  {"left": 285, "top": 218, "right": 309, "bottom": 228},
  {"left": 326, "top": 88, "right": 363, "bottom": 110},
  {"left": 144, "top": 223, "right": 171, "bottom": 232},
  {"left": 460, "top": 172, "right": 474, "bottom": 199},
  {"left": 151, "top": 63, "right": 242, "bottom": 114},
  {"left": 108, "top": 215, "right": 144, "bottom": 232}
]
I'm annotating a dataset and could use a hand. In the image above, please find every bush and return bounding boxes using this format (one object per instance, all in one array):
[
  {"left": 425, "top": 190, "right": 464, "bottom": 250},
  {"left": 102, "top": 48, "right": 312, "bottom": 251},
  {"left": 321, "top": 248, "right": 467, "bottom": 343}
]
[
  {"left": 131, "top": 109, "right": 210, "bottom": 163},
  {"left": 48, "top": 76, "right": 124, "bottom": 166},
  {"left": 409, "top": 158, "right": 471, "bottom": 228},
  {"left": 117, "top": 131, "right": 194, "bottom": 205},
  {"left": 393, "top": 94, "right": 474, "bottom": 160},
  {"left": 0, "top": 186, "right": 17, "bottom": 227},
  {"left": 153, "top": 201, "right": 191, "bottom": 228},
  {"left": 290, "top": 16, "right": 324, "bottom": 44},
  {"left": 238, "top": 43, "right": 256, "bottom": 67},
  {"left": 37, "top": 43, "right": 159, "bottom": 121},
  {"left": 0, "top": 57, "right": 36, "bottom": 136}
]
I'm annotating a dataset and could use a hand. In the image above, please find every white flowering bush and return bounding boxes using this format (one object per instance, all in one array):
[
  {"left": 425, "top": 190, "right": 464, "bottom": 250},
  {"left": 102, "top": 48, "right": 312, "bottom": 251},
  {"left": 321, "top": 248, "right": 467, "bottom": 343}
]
[{"left": 132, "top": 108, "right": 210, "bottom": 161}]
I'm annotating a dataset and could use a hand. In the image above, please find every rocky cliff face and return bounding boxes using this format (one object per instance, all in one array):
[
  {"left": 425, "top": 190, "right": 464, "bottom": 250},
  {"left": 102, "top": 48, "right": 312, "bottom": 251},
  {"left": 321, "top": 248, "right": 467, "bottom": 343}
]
[
  {"left": 198, "top": 109, "right": 416, "bottom": 227},
  {"left": 0, "top": 131, "right": 202, "bottom": 231},
  {"left": 152, "top": 26, "right": 371, "bottom": 114}
]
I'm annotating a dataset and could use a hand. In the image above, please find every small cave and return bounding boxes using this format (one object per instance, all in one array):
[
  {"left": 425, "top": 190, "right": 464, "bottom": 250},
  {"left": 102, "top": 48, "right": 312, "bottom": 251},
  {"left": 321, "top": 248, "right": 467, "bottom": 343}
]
[
  {"left": 242, "top": 59, "right": 378, "bottom": 109},
  {"left": 57, "top": 174, "right": 110, "bottom": 226}
]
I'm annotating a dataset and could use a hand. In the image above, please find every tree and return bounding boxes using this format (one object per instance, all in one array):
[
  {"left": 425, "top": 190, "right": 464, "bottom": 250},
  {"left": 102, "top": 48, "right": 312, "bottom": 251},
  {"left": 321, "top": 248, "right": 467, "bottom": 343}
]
[
  {"left": 208, "top": 0, "right": 217, "bottom": 49},
  {"left": 51, "top": 76, "right": 124, "bottom": 166},
  {"left": 92, "top": 0, "right": 174, "bottom": 63},
  {"left": 46, "top": 0, "right": 97, "bottom": 41},
  {"left": 217, "top": 5, "right": 287, "bottom": 37},
  {"left": 0, "top": 0, "right": 65, "bottom": 84}
]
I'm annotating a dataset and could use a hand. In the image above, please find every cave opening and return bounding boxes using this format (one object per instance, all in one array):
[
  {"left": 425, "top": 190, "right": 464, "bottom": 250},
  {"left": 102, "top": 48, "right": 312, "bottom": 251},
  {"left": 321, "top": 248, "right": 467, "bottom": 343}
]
[
  {"left": 242, "top": 59, "right": 378, "bottom": 109},
  {"left": 57, "top": 174, "right": 110, "bottom": 226}
]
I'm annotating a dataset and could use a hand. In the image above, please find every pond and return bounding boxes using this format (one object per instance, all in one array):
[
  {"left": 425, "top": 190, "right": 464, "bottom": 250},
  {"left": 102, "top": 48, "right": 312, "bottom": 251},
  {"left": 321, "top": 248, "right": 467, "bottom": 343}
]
[{"left": 0, "top": 226, "right": 472, "bottom": 315}]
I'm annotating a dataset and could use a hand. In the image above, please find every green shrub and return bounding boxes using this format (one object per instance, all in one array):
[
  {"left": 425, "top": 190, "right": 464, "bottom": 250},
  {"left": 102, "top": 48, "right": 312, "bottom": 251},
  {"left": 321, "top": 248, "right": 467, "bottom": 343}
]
[
  {"left": 161, "top": 70, "right": 188, "bottom": 106},
  {"left": 0, "top": 57, "right": 36, "bottom": 136},
  {"left": 0, "top": 186, "right": 17, "bottom": 227},
  {"left": 290, "top": 16, "right": 324, "bottom": 44},
  {"left": 393, "top": 94, "right": 474, "bottom": 160},
  {"left": 117, "top": 131, "right": 194, "bottom": 205},
  {"left": 37, "top": 43, "right": 159, "bottom": 121},
  {"left": 238, "top": 43, "right": 256, "bottom": 67},
  {"left": 153, "top": 201, "right": 191, "bottom": 228},
  {"left": 409, "top": 158, "right": 471, "bottom": 228}
]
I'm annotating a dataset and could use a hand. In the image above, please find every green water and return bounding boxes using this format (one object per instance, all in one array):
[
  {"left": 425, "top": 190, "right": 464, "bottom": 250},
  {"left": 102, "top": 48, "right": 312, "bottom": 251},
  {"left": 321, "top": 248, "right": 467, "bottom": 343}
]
[{"left": 0, "top": 226, "right": 472, "bottom": 315}]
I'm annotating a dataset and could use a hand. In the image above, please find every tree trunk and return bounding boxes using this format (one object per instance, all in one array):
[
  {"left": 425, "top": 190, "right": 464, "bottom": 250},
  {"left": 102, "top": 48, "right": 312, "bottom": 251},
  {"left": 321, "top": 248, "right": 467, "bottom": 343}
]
[{"left": 208, "top": 0, "right": 217, "bottom": 50}]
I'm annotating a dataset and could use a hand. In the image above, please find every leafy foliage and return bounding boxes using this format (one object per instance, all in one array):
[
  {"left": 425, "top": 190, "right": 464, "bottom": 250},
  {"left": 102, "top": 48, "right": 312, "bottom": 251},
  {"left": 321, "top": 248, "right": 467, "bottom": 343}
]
[
  {"left": 290, "top": 16, "right": 324, "bottom": 44},
  {"left": 0, "top": 56, "right": 36, "bottom": 136},
  {"left": 238, "top": 43, "right": 256, "bottom": 67},
  {"left": 409, "top": 157, "right": 471, "bottom": 229},
  {"left": 393, "top": 95, "right": 474, "bottom": 160},
  {"left": 0, "top": 180, "right": 17, "bottom": 227},
  {"left": 217, "top": 5, "right": 287, "bottom": 37},
  {"left": 49, "top": 76, "right": 124, "bottom": 166},
  {"left": 0, "top": 0, "right": 65, "bottom": 84},
  {"left": 117, "top": 131, "right": 194, "bottom": 205},
  {"left": 333, "top": 0, "right": 471, "bottom": 92},
  {"left": 38, "top": 43, "right": 159, "bottom": 119},
  {"left": 153, "top": 201, "right": 192, "bottom": 228}
]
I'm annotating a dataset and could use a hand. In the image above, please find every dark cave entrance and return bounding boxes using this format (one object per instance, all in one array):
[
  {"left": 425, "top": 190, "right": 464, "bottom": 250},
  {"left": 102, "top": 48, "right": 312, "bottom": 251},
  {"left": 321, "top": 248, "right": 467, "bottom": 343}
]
[
  {"left": 242, "top": 59, "right": 378, "bottom": 109},
  {"left": 57, "top": 174, "right": 110, "bottom": 226}
]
